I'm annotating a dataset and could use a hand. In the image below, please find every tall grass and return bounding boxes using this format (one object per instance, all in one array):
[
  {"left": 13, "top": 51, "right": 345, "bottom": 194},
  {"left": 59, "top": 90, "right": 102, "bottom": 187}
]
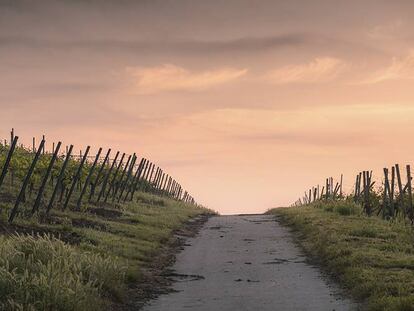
[
  {"left": 269, "top": 202, "right": 414, "bottom": 310},
  {"left": 0, "top": 234, "right": 126, "bottom": 311}
]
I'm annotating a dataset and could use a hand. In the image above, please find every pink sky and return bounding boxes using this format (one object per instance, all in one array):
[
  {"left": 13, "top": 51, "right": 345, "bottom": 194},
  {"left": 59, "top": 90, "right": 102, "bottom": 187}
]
[{"left": 2, "top": 1, "right": 414, "bottom": 214}]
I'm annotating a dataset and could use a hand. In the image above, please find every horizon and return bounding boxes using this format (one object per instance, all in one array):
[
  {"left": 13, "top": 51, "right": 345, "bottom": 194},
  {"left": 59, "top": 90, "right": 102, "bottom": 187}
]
[{"left": 2, "top": 0, "right": 414, "bottom": 214}]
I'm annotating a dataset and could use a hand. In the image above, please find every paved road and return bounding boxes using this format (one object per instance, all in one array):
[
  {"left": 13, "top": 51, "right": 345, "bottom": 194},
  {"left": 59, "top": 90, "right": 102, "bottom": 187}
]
[{"left": 142, "top": 215, "right": 357, "bottom": 311}]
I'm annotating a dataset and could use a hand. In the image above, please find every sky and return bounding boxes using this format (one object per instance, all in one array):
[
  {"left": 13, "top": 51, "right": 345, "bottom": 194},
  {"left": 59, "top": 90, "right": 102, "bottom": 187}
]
[{"left": 1, "top": 0, "right": 414, "bottom": 214}]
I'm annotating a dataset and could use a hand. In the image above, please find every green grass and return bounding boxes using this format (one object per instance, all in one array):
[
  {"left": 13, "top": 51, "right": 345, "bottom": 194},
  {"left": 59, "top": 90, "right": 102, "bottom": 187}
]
[
  {"left": 0, "top": 191, "right": 212, "bottom": 311},
  {"left": 267, "top": 201, "right": 414, "bottom": 311}
]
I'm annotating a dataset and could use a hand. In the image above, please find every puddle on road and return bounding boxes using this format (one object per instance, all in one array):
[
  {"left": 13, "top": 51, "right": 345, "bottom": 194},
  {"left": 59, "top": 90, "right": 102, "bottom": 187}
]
[
  {"left": 263, "top": 257, "right": 306, "bottom": 265},
  {"left": 165, "top": 273, "right": 205, "bottom": 282}
]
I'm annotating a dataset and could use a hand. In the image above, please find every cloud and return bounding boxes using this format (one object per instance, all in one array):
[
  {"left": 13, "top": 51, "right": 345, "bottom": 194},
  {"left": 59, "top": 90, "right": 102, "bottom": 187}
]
[
  {"left": 0, "top": 34, "right": 310, "bottom": 54},
  {"left": 362, "top": 52, "right": 414, "bottom": 84},
  {"left": 367, "top": 20, "right": 404, "bottom": 40},
  {"left": 265, "top": 57, "right": 347, "bottom": 84},
  {"left": 127, "top": 64, "right": 247, "bottom": 94}
]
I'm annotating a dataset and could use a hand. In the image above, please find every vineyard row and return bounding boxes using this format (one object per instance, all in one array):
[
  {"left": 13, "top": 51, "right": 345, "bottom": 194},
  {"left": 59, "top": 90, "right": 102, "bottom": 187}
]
[{"left": 0, "top": 129, "right": 198, "bottom": 223}]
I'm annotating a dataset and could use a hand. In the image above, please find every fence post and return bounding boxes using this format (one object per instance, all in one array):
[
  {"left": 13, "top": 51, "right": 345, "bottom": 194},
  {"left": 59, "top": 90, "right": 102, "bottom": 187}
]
[
  {"left": 63, "top": 146, "right": 90, "bottom": 210},
  {"left": 383, "top": 168, "right": 390, "bottom": 218},
  {"left": 117, "top": 154, "right": 136, "bottom": 202},
  {"left": 166, "top": 177, "right": 172, "bottom": 195},
  {"left": 395, "top": 164, "right": 404, "bottom": 215},
  {"left": 144, "top": 162, "right": 152, "bottom": 181},
  {"left": 112, "top": 154, "right": 132, "bottom": 201},
  {"left": 9, "top": 139, "right": 45, "bottom": 223},
  {"left": 104, "top": 152, "right": 125, "bottom": 203},
  {"left": 89, "top": 148, "right": 111, "bottom": 202},
  {"left": 97, "top": 151, "right": 119, "bottom": 203},
  {"left": 148, "top": 165, "right": 156, "bottom": 187},
  {"left": 32, "top": 141, "right": 62, "bottom": 214},
  {"left": 0, "top": 136, "right": 18, "bottom": 190},
  {"left": 76, "top": 147, "right": 102, "bottom": 210},
  {"left": 406, "top": 165, "right": 413, "bottom": 223},
  {"left": 126, "top": 158, "right": 146, "bottom": 201},
  {"left": 390, "top": 167, "right": 395, "bottom": 217},
  {"left": 47, "top": 145, "right": 73, "bottom": 213}
]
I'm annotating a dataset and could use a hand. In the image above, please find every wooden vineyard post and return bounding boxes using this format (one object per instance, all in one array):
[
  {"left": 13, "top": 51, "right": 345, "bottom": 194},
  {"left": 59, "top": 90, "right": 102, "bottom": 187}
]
[
  {"left": 117, "top": 154, "right": 136, "bottom": 202},
  {"left": 141, "top": 162, "right": 152, "bottom": 191},
  {"left": 137, "top": 160, "right": 150, "bottom": 191},
  {"left": 47, "top": 145, "right": 73, "bottom": 213},
  {"left": 32, "top": 141, "right": 62, "bottom": 214},
  {"left": 104, "top": 153, "right": 125, "bottom": 203},
  {"left": 159, "top": 171, "right": 164, "bottom": 190},
  {"left": 340, "top": 174, "right": 343, "bottom": 197},
  {"left": 97, "top": 151, "right": 119, "bottom": 203},
  {"left": 148, "top": 165, "right": 156, "bottom": 189},
  {"left": 156, "top": 170, "right": 163, "bottom": 189},
  {"left": 144, "top": 162, "right": 152, "bottom": 182},
  {"left": 171, "top": 180, "right": 175, "bottom": 197},
  {"left": 126, "top": 158, "right": 146, "bottom": 201},
  {"left": 153, "top": 167, "right": 160, "bottom": 186},
  {"left": 63, "top": 146, "right": 90, "bottom": 210},
  {"left": 395, "top": 164, "right": 403, "bottom": 215},
  {"left": 390, "top": 167, "right": 395, "bottom": 217},
  {"left": 166, "top": 177, "right": 172, "bottom": 196},
  {"left": 407, "top": 165, "right": 413, "bottom": 223},
  {"left": 177, "top": 185, "right": 182, "bottom": 200},
  {"left": 325, "top": 178, "right": 329, "bottom": 201},
  {"left": 362, "top": 171, "right": 367, "bottom": 213},
  {"left": 140, "top": 159, "right": 149, "bottom": 179},
  {"left": 383, "top": 168, "right": 390, "bottom": 218},
  {"left": 161, "top": 173, "right": 168, "bottom": 192},
  {"left": 174, "top": 181, "right": 178, "bottom": 197},
  {"left": 363, "top": 171, "right": 372, "bottom": 216},
  {"left": 9, "top": 139, "right": 45, "bottom": 223},
  {"left": 156, "top": 171, "right": 164, "bottom": 193},
  {"left": 89, "top": 148, "right": 111, "bottom": 202},
  {"left": 0, "top": 135, "right": 18, "bottom": 190},
  {"left": 76, "top": 147, "right": 102, "bottom": 210},
  {"left": 112, "top": 154, "right": 132, "bottom": 201},
  {"left": 162, "top": 173, "right": 168, "bottom": 191},
  {"left": 354, "top": 174, "right": 359, "bottom": 202}
]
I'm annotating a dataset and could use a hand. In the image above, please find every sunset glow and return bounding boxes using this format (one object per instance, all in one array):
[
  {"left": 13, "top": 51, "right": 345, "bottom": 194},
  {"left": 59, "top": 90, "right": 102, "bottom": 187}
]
[{"left": 2, "top": 1, "right": 414, "bottom": 214}]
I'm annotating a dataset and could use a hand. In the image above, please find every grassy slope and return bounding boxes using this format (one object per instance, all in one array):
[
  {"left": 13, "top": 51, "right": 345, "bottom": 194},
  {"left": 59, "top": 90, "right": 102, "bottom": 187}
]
[
  {"left": 0, "top": 191, "right": 212, "bottom": 311},
  {"left": 268, "top": 201, "right": 414, "bottom": 311}
]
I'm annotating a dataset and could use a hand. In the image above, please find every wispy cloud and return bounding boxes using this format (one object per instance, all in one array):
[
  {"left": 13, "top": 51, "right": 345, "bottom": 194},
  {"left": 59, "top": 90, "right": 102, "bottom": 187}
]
[
  {"left": 362, "top": 52, "right": 414, "bottom": 84},
  {"left": 264, "top": 57, "right": 347, "bottom": 84},
  {"left": 366, "top": 20, "right": 404, "bottom": 40},
  {"left": 0, "top": 34, "right": 309, "bottom": 54},
  {"left": 127, "top": 64, "right": 247, "bottom": 94}
]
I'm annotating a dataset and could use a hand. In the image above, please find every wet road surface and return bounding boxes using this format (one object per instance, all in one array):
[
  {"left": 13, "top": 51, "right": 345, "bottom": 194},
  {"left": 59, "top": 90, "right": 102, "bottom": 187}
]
[{"left": 142, "top": 215, "right": 357, "bottom": 311}]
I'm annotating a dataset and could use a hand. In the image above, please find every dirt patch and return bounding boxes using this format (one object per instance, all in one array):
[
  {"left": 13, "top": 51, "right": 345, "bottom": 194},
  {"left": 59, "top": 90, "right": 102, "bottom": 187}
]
[
  {"left": 109, "top": 213, "right": 211, "bottom": 311},
  {"left": 71, "top": 218, "right": 108, "bottom": 231},
  {"left": 0, "top": 222, "right": 82, "bottom": 245},
  {"left": 88, "top": 207, "right": 123, "bottom": 219},
  {"left": 0, "top": 191, "right": 15, "bottom": 203}
]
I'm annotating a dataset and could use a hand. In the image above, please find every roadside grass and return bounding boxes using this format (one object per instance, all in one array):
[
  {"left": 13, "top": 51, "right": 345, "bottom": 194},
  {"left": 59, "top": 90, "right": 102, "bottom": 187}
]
[
  {"left": 267, "top": 201, "right": 414, "bottom": 311},
  {"left": 0, "top": 191, "right": 212, "bottom": 311}
]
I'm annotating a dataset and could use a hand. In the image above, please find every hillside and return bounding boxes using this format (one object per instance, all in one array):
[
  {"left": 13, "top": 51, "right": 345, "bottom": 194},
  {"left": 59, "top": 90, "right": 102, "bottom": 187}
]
[
  {"left": 267, "top": 201, "right": 414, "bottom": 311},
  {"left": 0, "top": 134, "right": 213, "bottom": 310}
]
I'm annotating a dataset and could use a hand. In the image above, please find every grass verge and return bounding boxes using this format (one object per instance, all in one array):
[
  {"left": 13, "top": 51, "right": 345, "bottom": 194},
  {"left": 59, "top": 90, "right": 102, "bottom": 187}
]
[
  {"left": 0, "top": 191, "right": 212, "bottom": 311},
  {"left": 267, "top": 201, "right": 414, "bottom": 311}
]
